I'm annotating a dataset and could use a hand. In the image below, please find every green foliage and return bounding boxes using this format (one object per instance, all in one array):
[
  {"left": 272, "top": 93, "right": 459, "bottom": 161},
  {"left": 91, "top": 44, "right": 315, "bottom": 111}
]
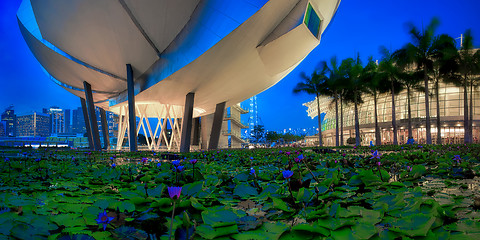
[{"left": 0, "top": 146, "right": 478, "bottom": 239}]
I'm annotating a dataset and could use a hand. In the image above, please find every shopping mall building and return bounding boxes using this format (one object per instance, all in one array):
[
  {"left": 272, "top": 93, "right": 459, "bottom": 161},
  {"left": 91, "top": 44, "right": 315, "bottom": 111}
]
[{"left": 304, "top": 82, "right": 480, "bottom": 145}]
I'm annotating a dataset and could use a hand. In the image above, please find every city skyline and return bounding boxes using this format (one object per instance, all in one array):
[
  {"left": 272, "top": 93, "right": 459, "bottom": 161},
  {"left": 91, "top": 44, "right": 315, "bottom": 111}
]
[{"left": 1, "top": 0, "right": 480, "bottom": 132}]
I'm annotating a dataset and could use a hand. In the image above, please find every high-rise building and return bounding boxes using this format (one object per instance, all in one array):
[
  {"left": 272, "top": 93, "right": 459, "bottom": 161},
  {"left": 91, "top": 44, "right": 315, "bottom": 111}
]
[
  {"left": 45, "top": 106, "right": 65, "bottom": 134},
  {"left": 64, "top": 109, "right": 71, "bottom": 133},
  {"left": 16, "top": 112, "right": 50, "bottom": 137},
  {"left": 0, "top": 121, "right": 5, "bottom": 137},
  {"left": 1, "top": 105, "right": 16, "bottom": 137},
  {"left": 71, "top": 107, "right": 85, "bottom": 134}
]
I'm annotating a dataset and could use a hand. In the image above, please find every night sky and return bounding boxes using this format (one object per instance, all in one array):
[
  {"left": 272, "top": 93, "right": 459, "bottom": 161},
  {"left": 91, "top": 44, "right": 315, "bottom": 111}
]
[{"left": 1, "top": 0, "right": 479, "bottom": 132}]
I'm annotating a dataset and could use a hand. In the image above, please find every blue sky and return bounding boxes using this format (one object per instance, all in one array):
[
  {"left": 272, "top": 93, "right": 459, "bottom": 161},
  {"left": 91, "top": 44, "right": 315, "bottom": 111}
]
[{"left": 1, "top": 0, "right": 479, "bottom": 132}]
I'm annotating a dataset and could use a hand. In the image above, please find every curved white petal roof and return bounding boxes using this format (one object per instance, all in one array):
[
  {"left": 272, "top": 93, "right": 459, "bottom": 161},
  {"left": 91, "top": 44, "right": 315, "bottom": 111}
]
[{"left": 18, "top": 0, "right": 341, "bottom": 117}]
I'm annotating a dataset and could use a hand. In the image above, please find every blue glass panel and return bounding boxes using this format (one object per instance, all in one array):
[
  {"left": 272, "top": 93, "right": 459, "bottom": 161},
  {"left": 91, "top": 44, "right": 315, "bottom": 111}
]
[{"left": 305, "top": 4, "right": 320, "bottom": 38}]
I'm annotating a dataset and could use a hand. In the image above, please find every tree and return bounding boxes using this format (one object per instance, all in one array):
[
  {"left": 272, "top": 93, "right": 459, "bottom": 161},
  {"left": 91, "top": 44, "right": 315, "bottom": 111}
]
[
  {"left": 293, "top": 69, "right": 329, "bottom": 146},
  {"left": 342, "top": 55, "right": 365, "bottom": 146},
  {"left": 444, "top": 29, "right": 480, "bottom": 143},
  {"left": 394, "top": 48, "right": 423, "bottom": 142},
  {"left": 428, "top": 34, "right": 457, "bottom": 144},
  {"left": 252, "top": 125, "right": 265, "bottom": 143},
  {"left": 457, "top": 30, "right": 480, "bottom": 143},
  {"left": 137, "top": 134, "right": 147, "bottom": 145},
  {"left": 266, "top": 131, "right": 280, "bottom": 143},
  {"left": 319, "top": 56, "right": 344, "bottom": 147},
  {"left": 362, "top": 57, "right": 389, "bottom": 145},
  {"left": 379, "top": 46, "right": 404, "bottom": 145},
  {"left": 403, "top": 17, "right": 442, "bottom": 144}
]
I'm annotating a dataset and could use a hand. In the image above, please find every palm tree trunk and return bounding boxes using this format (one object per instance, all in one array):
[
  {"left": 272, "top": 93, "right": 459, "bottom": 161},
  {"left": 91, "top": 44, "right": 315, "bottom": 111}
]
[
  {"left": 463, "top": 77, "right": 470, "bottom": 143},
  {"left": 354, "top": 91, "right": 361, "bottom": 146},
  {"left": 316, "top": 94, "right": 323, "bottom": 146},
  {"left": 374, "top": 92, "right": 381, "bottom": 145},
  {"left": 391, "top": 79, "right": 398, "bottom": 145},
  {"left": 407, "top": 87, "right": 413, "bottom": 140},
  {"left": 435, "top": 81, "right": 442, "bottom": 144},
  {"left": 335, "top": 93, "right": 339, "bottom": 147},
  {"left": 469, "top": 80, "right": 474, "bottom": 143},
  {"left": 424, "top": 68, "right": 432, "bottom": 144},
  {"left": 340, "top": 96, "right": 344, "bottom": 146}
]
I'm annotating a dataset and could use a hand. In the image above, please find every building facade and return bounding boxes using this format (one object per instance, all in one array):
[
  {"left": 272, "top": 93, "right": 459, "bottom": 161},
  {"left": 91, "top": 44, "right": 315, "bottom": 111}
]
[
  {"left": 221, "top": 104, "right": 249, "bottom": 148},
  {"left": 304, "top": 82, "right": 480, "bottom": 145},
  {"left": 44, "top": 106, "right": 66, "bottom": 134},
  {"left": 71, "top": 107, "right": 85, "bottom": 134},
  {"left": 16, "top": 112, "right": 50, "bottom": 137},
  {"left": 1, "top": 106, "right": 16, "bottom": 137}
]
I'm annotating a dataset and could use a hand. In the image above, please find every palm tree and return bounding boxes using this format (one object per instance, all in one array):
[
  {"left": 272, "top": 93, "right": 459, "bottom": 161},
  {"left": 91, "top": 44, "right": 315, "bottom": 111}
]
[
  {"left": 342, "top": 55, "right": 365, "bottom": 146},
  {"left": 394, "top": 48, "right": 424, "bottom": 142},
  {"left": 403, "top": 17, "right": 442, "bottom": 144},
  {"left": 379, "top": 46, "right": 403, "bottom": 145},
  {"left": 428, "top": 34, "right": 457, "bottom": 144},
  {"left": 362, "top": 57, "right": 389, "bottom": 145},
  {"left": 448, "top": 29, "right": 480, "bottom": 143},
  {"left": 319, "top": 56, "right": 345, "bottom": 147},
  {"left": 293, "top": 69, "right": 329, "bottom": 146}
]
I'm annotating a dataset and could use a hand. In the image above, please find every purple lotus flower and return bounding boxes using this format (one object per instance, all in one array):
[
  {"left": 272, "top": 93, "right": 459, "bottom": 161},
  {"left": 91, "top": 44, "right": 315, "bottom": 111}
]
[
  {"left": 172, "top": 160, "right": 181, "bottom": 167},
  {"left": 282, "top": 170, "right": 293, "bottom": 179},
  {"left": 96, "top": 210, "right": 114, "bottom": 231},
  {"left": 168, "top": 186, "right": 182, "bottom": 199},
  {"left": 453, "top": 155, "right": 461, "bottom": 163},
  {"left": 175, "top": 166, "right": 185, "bottom": 172},
  {"left": 190, "top": 159, "right": 198, "bottom": 164},
  {"left": 370, "top": 150, "right": 381, "bottom": 159}
]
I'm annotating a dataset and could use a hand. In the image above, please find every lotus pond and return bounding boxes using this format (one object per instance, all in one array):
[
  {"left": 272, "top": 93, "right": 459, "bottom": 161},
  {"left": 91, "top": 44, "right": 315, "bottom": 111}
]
[{"left": 1, "top": 144, "right": 480, "bottom": 239}]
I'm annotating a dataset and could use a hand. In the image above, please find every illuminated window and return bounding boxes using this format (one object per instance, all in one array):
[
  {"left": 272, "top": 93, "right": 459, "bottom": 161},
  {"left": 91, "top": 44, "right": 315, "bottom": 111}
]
[{"left": 304, "top": 3, "right": 321, "bottom": 38}]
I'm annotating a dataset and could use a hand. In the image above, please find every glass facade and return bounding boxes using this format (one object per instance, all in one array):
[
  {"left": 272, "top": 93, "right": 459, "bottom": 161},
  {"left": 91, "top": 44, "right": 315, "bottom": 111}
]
[
  {"left": 305, "top": 82, "right": 480, "bottom": 145},
  {"left": 304, "top": 3, "right": 321, "bottom": 38}
]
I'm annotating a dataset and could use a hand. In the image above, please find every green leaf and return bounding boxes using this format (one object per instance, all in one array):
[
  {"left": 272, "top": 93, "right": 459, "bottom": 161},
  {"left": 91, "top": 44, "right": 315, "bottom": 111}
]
[
  {"left": 196, "top": 224, "right": 239, "bottom": 239},
  {"left": 292, "top": 223, "right": 330, "bottom": 236},
  {"left": 182, "top": 181, "right": 203, "bottom": 197},
  {"left": 93, "top": 199, "right": 110, "bottom": 209},
  {"left": 330, "top": 227, "right": 357, "bottom": 240},
  {"left": 271, "top": 197, "right": 292, "bottom": 212},
  {"left": 234, "top": 184, "right": 258, "bottom": 197},
  {"left": 190, "top": 197, "right": 206, "bottom": 210},
  {"left": 146, "top": 184, "right": 164, "bottom": 198},
  {"left": 388, "top": 213, "right": 436, "bottom": 237},
  {"left": 202, "top": 206, "right": 239, "bottom": 227},
  {"left": 352, "top": 223, "right": 377, "bottom": 239}
]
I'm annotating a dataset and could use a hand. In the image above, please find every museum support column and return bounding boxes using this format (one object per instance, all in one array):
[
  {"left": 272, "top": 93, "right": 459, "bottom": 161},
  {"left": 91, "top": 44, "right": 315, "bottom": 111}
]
[
  {"left": 208, "top": 102, "right": 226, "bottom": 150},
  {"left": 83, "top": 81, "right": 101, "bottom": 151},
  {"left": 80, "top": 97, "right": 94, "bottom": 150},
  {"left": 127, "top": 64, "right": 137, "bottom": 152},
  {"left": 180, "top": 92, "right": 195, "bottom": 152}
]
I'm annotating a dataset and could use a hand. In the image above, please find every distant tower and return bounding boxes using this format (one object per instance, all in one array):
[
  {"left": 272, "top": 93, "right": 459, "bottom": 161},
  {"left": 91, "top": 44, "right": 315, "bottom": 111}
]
[
  {"left": 246, "top": 96, "right": 264, "bottom": 142},
  {"left": 1, "top": 105, "right": 16, "bottom": 137},
  {"left": 248, "top": 96, "right": 258, "bottom": 139}
]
